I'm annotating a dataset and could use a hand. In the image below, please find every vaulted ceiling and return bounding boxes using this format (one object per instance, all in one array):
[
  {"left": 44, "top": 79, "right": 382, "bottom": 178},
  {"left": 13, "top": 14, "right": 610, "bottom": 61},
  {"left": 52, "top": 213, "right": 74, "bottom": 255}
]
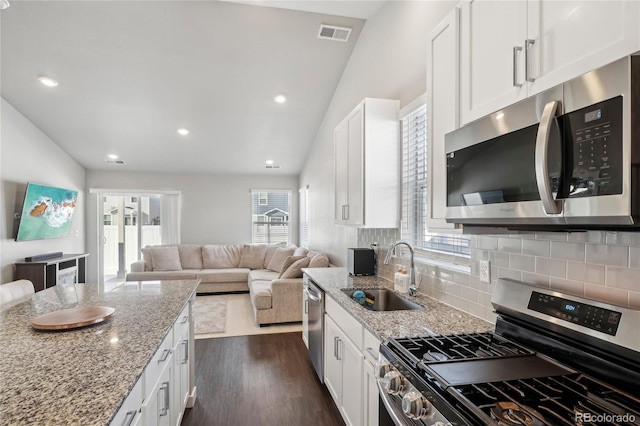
[{"left": 1, "top": 1, "right": 385, "bottom": 175}]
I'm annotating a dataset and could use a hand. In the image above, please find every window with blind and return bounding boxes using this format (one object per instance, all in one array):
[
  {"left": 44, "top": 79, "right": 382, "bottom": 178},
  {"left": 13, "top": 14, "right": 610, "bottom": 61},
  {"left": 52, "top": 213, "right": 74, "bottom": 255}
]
[
  {"left": 401, "top": 102, "right": 471, "bottom": 257},
  {"left": 299, "top": 186, "right": 309, "bottom": 248},
  {"left": 251, "top": 190, "right": 291, "bottom": 244}
]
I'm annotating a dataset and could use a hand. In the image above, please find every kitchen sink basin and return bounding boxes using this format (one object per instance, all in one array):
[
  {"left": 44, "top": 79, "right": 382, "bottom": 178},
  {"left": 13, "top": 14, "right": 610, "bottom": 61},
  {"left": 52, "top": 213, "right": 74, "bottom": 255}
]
[{"left": 341, "top": 288, "right": 424, "bottom": 312}]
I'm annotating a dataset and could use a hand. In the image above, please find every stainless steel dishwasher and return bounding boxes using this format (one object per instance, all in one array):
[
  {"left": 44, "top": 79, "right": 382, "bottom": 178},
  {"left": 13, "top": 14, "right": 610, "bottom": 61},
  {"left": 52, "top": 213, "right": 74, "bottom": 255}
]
[{"left": 305, "top": 278, "right": 325, "bottom": 382}]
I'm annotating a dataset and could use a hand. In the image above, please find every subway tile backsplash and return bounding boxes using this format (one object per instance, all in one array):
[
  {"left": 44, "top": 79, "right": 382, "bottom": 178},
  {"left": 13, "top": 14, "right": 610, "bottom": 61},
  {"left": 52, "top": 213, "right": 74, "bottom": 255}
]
[{"left": 358, "top": 229, "right": 640, "bottom": 324}]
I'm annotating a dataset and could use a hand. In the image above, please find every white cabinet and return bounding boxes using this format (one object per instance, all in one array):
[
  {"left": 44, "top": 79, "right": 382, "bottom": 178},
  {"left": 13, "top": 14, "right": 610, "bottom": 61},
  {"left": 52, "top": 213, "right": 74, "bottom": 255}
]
[
  {"left": 111, "top": 299, "right": 195, "bottom": 426},
  {"left": 324, "top": 314, "right": 363, "bottom": 426},
  {"left": 302, "top": 278, "right": 309, "bottom": 349},
  {"left": 362, "top": 330, "right": 381, "bottom": 426},
  {"left": 426, "top": 6, "right": 461, "bottom": 233},
  {"left": 526, "top": 0, "right": 640, "bottom": 95},
  {"left": 334, "top": 98, "right": 399, "bottom": 228},
  {"left": 460, "top": 0, "right": 640, "bottom": 125}
]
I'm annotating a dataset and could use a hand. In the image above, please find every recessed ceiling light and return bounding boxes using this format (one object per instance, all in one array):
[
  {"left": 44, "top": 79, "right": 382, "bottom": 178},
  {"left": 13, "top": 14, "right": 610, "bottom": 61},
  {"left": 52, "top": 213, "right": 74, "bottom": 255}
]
[
  {"left": 266, "top": 160, "right": 274, "bottom": 165},
  {"left": 177, "top": 128, "right": 190, "bottom": 136},
  {"left": 38, "top": 76, "right": 58, "bottom": 87},
  {"left": 107, "top": 154, "right": 118, "bottom": 160},
  {"left": 274, "top": 94, "right": 286, "bottom": 104},
  {"left": 495, "top": 112, "right": 505, "bottom": 120}
]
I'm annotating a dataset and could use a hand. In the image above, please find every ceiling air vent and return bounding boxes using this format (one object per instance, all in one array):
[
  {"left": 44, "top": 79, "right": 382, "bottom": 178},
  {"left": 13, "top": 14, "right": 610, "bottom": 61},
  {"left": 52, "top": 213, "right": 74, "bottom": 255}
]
[
  {"left": 318, "top": 24, "right": 351, "bottom": 42},
  {"left": 105, "top": 159, "right": 126, "bottom": 165},
  {"left": 265, "top": 164, "right": 281, "bottom": 169}
]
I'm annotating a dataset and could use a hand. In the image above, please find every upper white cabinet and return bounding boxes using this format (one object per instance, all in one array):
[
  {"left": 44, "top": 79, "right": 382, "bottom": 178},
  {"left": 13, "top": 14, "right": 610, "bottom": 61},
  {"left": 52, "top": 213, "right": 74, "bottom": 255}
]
[
  {"left": 426, "top": 7, "right": 461, "bottom": 233},
  {"left": 334, "top": 98, "right": 399, "bottom": 228},
  {"left": 460, "top": 0, "right": 640, "bottom": 125}
]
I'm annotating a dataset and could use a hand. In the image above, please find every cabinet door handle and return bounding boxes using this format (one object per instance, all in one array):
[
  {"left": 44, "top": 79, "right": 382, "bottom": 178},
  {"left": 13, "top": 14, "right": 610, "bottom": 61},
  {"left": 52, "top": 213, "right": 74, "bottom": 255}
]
[
  {"left": 304, "top": 299, "right": 308, "bottom": 314},
  {"left": 365, "top": 347, "right": 378, "bottom": 360},
  {"left": 180, "top": 315, "right": 189, "bottom": 324},
  {"left": 513, "top": 46, "right": 523, "bottom": 87},
  {"left": 342, "top": 205, "right": 349, "bottom": 220},
  {"left": 336, "top": 338, "right": 342, "bottom": 361},
  {"left": 122, "top": 410, "right": 137, "bottom": 426},
  {"left": 525, "top": 39, "right": 535, "bottom": 82},
  {"left": 334, "top": 336, "right": 339, "bottom": 358},
  {"left": 159, "top": 382, "right": 170, "bottom": 416},
  {"left": 158, "top": 348, "right": 171, "bottom": 363}
]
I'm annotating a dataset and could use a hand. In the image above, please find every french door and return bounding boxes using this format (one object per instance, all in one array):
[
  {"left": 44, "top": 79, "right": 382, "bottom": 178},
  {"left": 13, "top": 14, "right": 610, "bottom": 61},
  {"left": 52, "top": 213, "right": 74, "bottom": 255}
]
[{"left": 96, "top": 191, "right": 180, "bottom": 288}]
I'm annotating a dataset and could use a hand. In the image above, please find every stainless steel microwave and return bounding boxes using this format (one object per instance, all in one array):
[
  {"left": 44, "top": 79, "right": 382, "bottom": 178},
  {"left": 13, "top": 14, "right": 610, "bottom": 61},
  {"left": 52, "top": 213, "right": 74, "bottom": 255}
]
[{"left": 444, "top": 56, "right": 640, "bottom": 230}]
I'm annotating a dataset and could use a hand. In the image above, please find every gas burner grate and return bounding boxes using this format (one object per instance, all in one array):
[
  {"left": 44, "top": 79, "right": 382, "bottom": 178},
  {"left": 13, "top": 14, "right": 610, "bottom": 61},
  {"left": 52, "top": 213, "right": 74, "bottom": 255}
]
[
  {"left": 388, "top": 332, "right": 534, "bottom": 365},
  {"left": 450, "top": 373, "right": 640, "bottom": 426}
]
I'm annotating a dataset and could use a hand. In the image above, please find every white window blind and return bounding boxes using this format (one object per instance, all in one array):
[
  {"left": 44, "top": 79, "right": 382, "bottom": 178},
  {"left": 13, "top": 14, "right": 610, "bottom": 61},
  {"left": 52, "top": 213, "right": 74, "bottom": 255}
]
[
  {"left": 251, "top": 189, "right": 291, "bottom": 244},
  {"left": 401, "top": 103, "right": 471, "bottom": 257},
  {"left": 299, "top": 186, "right": 309, "bottom": 248}
]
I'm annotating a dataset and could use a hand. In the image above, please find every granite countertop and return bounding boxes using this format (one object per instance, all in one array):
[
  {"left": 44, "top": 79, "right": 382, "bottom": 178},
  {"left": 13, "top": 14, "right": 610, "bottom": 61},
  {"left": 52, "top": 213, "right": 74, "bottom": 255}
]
[
  {"left": 303, "top": 268, "right": 492, "bottom": 340},
  {"left": 0, "top": 280, "right": 199, "bottom": 426}
]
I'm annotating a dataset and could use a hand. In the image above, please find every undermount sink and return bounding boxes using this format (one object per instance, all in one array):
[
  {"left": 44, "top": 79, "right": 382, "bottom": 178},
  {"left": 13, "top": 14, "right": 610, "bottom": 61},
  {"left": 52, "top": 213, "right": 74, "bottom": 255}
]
[{"left": 341, "top": 288, "right": 424, "bottom": 312}]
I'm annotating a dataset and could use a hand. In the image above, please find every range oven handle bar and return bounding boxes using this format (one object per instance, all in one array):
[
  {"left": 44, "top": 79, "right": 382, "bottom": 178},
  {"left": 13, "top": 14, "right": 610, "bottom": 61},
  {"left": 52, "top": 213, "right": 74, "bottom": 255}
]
[
  {"left": 535, "top": 100, "right": 562, "bottom": 215},
  {"left": 376, "top": 378, "right": 410, "bottom": 426}
]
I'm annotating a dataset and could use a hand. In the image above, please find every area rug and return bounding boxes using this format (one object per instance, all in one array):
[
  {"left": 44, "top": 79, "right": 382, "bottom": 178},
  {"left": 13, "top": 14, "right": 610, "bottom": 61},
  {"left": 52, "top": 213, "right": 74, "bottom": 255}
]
[
  {"left": 195, "top": 293, "right": 302, "bottom": 340},
  {"left": 193, "top": 295, "right": 227, "bottom": 335}
]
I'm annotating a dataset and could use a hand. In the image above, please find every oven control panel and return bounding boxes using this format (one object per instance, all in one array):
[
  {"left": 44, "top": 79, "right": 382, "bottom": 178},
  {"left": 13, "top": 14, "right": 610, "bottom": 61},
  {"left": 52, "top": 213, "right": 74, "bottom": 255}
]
[{"left": 528, "top": 291, "right": 621, "bottom": 336}]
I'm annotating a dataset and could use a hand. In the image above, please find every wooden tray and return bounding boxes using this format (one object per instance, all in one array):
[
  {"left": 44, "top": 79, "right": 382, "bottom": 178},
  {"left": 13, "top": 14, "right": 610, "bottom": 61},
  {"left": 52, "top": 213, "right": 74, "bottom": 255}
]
[{"left": 31, "top": 306, "right": 115, "bottom": 331}]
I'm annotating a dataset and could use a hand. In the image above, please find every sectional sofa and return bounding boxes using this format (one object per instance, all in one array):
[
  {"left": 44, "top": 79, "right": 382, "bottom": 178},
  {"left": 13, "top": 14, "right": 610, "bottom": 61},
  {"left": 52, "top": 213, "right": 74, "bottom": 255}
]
[{"left": 125, "top": 243, "right": 329, "bottom": 325}]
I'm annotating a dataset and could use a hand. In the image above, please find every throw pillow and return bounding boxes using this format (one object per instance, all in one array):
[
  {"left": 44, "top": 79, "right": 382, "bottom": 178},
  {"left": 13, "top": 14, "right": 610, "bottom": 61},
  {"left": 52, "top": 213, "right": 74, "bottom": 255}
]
[
  {"left": 178, "top": 245, "right": 203, "bottom": 270},
  {"left": 278, "top": 255, "right": 306, "bottom": 277},
  {"left": 202, "top": 245, "right": 242, "bottom": 269},
  {"left": 263, "top": 242, "right": 286, "bottom": 268},
  {"left": 150, "top": 246, "right": 182, "bottom": 271},
  {"left": 293, "top": 247, "right": 309, "bottom": 257},
  {"left": 308, "top": 252, "right": 330, "bottom": 268},
  {"left": 141, "top": 246, "right": 153, "bottom": 271},
  {"left": 266, "top": 247, "right": 295, "bottom": 272},
  {"left": 280, "top": 256, "right": 310, "bottom": 279},
  {"left": 239, "top": 244, "right": 268, "bottom": 269}
]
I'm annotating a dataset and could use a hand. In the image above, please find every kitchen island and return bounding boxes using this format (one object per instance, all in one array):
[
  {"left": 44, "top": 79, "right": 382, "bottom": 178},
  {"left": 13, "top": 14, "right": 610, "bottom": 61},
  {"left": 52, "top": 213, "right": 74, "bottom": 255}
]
[{"left": 0, "top": 279, "right": 199, "bottom": 425}]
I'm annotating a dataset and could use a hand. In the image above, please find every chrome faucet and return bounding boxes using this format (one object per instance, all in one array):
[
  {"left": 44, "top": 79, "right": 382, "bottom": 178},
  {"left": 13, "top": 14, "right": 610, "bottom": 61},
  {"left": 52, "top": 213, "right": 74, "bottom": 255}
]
[{"left": 383, "top": 240, "right": 417, "bottom": 296}]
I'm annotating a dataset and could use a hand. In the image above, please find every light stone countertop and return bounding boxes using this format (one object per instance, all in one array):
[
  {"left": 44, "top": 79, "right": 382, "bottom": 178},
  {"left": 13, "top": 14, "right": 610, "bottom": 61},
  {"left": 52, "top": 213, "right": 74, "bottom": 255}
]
[
  {"left": 0, "top": 280, "right": 199, "bottom": 426},
  {"left": 303, "top": 267, "right": 493, "bottom": 340}
]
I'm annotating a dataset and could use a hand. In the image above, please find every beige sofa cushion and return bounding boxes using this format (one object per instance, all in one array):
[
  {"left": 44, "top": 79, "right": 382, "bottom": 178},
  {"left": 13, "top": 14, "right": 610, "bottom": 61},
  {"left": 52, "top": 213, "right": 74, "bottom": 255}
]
[
  {"left": 141, "top": 247, "right": 153, "bottom": 271},
  {"left": 239, "top": 244, "right": 268, "bottom": 269},
  {"left": 178, "top": 245, "right": 203, "bottom": 269},
  {"left": 280, "top": 256, "right": 310, "bottom": 279},
  {"left": 250, "top": 281, "right": 272, "bottom": 309},
  {"left": 278, "top": 255, "right": 305, "bottom": 276},
  {"left": 308, "top": 252, "right": 330, "bottom": 268},
  {"left": 263, "top": 243, "right": 286, "bottom": 268},
  {"left": 248, "top": 269, "right": 280, "bottom": 283},
  {"left": 202, "top": 245, "right": 241, "bottom": 268},
  {"left": 150, "top": 246, "right": 182, "bottom": 271},
  {"left": 196, "top": 268, "right": 250, "bottom": 283},
  {"left": 266, "top": 247, "right": 295, "bottom": 272},
  {"left": 293, "top": 247, "right": 309, "bottom": 257}
]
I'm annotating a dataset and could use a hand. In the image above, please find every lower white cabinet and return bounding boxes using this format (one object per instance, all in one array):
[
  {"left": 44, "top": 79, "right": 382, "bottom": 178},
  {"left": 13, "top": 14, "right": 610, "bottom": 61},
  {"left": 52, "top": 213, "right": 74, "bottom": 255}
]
[
  {"left": 324, "top": 314, "right": 363, "bottom": 426},
  {"left": 363, "top": 330, "right": 381, "bottom": 426},
  {"left": 110, "top": 299, "right": 194, "bottom": 426}
]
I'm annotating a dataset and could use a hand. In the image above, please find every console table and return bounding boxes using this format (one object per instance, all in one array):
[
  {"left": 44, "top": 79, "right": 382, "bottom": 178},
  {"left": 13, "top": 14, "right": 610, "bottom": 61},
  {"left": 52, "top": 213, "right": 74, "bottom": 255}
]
[{"left": 14, "top": 253, "right": 89, "bottom": 293}]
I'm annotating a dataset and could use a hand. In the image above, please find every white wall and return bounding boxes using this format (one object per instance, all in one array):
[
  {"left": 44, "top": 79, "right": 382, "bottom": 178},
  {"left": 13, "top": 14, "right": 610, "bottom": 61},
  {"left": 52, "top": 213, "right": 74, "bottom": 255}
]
[
  {"left": 85, "top": 170, "right": 299, "bottom": 282},
  {"left": 299, "top": 1, "right": 457, "bottom": 266},
  {"left": 0, "top": 98, "right": 86, "bottom": 283}
]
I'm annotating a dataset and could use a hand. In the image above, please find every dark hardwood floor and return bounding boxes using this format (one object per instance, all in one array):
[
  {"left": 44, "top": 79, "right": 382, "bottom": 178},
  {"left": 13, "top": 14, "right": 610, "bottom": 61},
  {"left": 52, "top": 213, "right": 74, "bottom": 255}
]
[{"left": 181, "top": 332, "right": 345, "bottom": 426}]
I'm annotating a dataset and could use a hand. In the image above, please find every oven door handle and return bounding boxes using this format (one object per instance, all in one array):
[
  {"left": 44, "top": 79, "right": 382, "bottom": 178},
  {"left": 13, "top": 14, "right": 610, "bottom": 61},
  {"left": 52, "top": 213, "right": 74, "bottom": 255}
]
[
  {"left": 535, "top": 100, "right": 562, "bottom": 215},
  {"left": 376, "top": 379, "right": 410, "bottom": 426}
]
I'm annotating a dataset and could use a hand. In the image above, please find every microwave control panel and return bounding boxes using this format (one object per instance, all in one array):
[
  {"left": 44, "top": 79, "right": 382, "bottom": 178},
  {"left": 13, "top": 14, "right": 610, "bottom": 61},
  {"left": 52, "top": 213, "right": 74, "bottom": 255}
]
[{"left": 565, "top": 96, "right": 623, "bottom": 198}]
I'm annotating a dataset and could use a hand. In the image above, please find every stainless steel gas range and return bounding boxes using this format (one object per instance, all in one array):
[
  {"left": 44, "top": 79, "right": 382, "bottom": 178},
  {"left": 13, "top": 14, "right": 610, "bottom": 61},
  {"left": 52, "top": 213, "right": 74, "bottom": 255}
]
[{"left": 376, "top": 278, "right": 640, "bottom": 426}]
